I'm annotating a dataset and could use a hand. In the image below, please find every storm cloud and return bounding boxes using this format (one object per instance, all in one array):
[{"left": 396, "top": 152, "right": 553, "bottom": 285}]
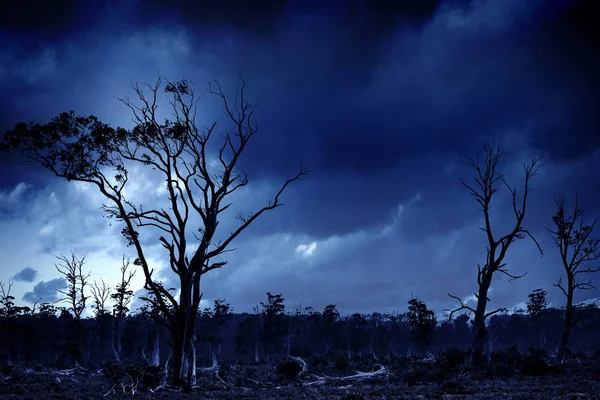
[{"left": 1, "top": 0, "right": 599, "bottom": 316}]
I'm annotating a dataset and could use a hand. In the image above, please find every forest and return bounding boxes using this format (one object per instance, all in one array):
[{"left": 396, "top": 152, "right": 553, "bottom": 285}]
[{"left": 1, "top": 77, "right": 599, "bottom": 399}]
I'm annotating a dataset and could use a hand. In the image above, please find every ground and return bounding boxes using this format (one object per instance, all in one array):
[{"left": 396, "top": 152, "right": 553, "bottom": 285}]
[{"left": 1, "top": 350, "right": 599, "bottom": 399}]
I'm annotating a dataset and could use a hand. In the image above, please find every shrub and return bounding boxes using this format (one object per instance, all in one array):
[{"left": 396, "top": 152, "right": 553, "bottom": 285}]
[
  {"left": 521, "top": 354, "right": 552, "bottom": 376},
  {"left": 275, "top": 359, "right": 302, "bottom": 382}
]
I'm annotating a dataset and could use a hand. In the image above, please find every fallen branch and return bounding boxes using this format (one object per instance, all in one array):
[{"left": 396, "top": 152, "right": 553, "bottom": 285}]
[{"left": 304, "top": 365, "right": 389, "bottom": 386}]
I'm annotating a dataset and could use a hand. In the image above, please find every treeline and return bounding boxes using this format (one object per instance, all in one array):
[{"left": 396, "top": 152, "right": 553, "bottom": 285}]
[{"left": 1, "top": 281, "right": 599, "bottom": 369}]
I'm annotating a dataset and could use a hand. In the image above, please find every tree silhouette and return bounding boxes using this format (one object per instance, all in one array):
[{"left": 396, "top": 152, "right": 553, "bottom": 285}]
[
  {"left": 110, "top": 255, "right": 136, "bottom": 362},
  {"left": 406, "top": 298, "right": 436, "bottom": 353},
  {"left": 448, "top": 141, "right": 543, "bottom": 366},
  {"left": 260, "top": 292, "right": 286, "bottom": 362},
  {"left": 1, "top": 76, "right": 307, "bottom": 386},
  {"left": 527, "top": 288, "right": 548, "bottom": 348},
  {"left": 546, "top": 193, "right": 600, "bottom": 361}
]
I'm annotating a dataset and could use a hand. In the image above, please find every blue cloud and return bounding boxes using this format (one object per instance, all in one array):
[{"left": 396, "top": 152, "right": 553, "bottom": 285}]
[
  {"left": 23, "top": 278, "right": 67, "bottom": 304},
  {"left": 11, "top": 266, "right": 38, "bottom": 282}
]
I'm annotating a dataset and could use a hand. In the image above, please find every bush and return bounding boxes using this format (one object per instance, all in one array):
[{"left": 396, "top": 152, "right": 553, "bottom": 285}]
[
  {"left": 439, "top": 348, "right": 469, "bottom": 371},
  {"left": 275, "top": 359, "right": 302, "bottom": 382},
  {"left": 490, "top": 347, "right": 523, "bottom": 370},
  {"left": 521, "top": 355, "right": 552, "bottom": 376}
]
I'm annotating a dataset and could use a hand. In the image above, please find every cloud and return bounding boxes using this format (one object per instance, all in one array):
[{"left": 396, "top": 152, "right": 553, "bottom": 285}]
[
  {"left": 23, "top": 278, "right": 67, "bottom": 304},
  {"left": 11, "top": 267, "right": 38, "bottom": 283},
  {"left": 0, "top": 0, "right": 599, "bottom": 317}
]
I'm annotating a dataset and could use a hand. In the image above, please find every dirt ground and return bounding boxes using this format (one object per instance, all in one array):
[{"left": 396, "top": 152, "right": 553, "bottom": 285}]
[{"left": 1, "top": 353, "right": 599, "bottom": 399}]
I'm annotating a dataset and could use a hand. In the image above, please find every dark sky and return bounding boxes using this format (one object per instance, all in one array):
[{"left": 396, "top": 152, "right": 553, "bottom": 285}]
[{"left": 0, "top": 0, "right": 599, "bottom": 316}]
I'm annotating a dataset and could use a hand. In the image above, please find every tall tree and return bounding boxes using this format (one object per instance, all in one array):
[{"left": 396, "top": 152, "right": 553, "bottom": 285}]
[
  {"left": 1, "top": 76, "right": 306, "bottom": 386},
  {"left": 448, "top": 142, "right": 543, "bottom": 365},
  {"left": 546, "top": 193, "right": 600, "bottom": 361}
]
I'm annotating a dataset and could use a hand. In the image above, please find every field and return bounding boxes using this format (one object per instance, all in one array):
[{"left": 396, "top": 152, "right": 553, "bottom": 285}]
[{"left": 1, "top": 350, "right": 599, "bottom": 399}]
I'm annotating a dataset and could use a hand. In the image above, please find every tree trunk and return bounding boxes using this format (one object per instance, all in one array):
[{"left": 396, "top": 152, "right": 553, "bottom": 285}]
[
  {"left": 558, "top": 284, "right": 574, "bottom": 361},
  {"left": 151, "top": 329, "right": 160, "bottom": 366},
  {"left": 113, "top": 315, "right": 124, "bottom": 362},
  {"left": 170, "top": 309, "right": 199, "bottom": 387},
  {"left": 471, "top": 278, "right": 491, "bottom": 366}
]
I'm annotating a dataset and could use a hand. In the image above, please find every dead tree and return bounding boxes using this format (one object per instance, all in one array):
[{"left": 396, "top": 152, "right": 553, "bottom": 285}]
[
  {"left": 55, "top": 252, "right": 90, "bottom": 321},
  {"left": 448, "top": 142, "right": 543, "bottom": 366},
  {"left": 91, "top": 279, "right": 111, "bottom": 317},
  {"left": 546, "top": 193, "right": 600, "bottom": 361},
  {"left": 2, "top": 76, "right": 307, "bottom": 387},
  {"left": 110, "top": 255, "right": 136, "bottom": 362},
  {"left": 55, "top": 252, "right": 91, "bottom": 364},
  {"left": 90, "top": 279, "right": 111, "bottom": 362}
]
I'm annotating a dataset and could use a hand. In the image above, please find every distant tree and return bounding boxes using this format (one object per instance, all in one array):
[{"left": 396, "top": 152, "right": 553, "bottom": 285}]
[
  {"left": 453, "top": 314, "right": 472, "bottom": 349},
  {"left": 54, "top": 253, "right": 91, "bottom": 364},
  {"left": 345, "top": 313, "right": 370, "bottom": 357},
  {"left": 235, "top": 310, "right": 261, "bottom": 362},
  {"left": 406, "top": 298, "right": 436, "bottom": 353},
  {"left": 91, "top": 279, "right": 111, "bottom": 317},
  {"left": 321, "top": 304, "right": 340, "bottom": 354},
  {"left": 284, "top": 303, "right": 302, "bottom": 356},
  {"left": 546, "top": 193, "right": 600, "bottom": 361},
  {"left": 55, "top": 252, "right": 90, "bottom": 322},
  {"left": 200, "top": 299, "right": 232, "bottom": 365},
  {"left": 527, "top": 288, "right": 548, "bottom": 348},
  {"left": 90, "top": 278, "right": 112, "bottom": 363},
  {"left": 0, "top": 281, "right": 30, "bottom": 365},
  {"left": 0, "top": 280, "right": 30, "bottom": 319},
  {"left": 448, "top": 141, "right": 543, "bottom": 366},
  {"left": 260, "top": 292, "right": 286, "bottom": 361},
  {"left": 110, "top": 256, "right": 136, "bottom": 362},
  {"left": 1, "top": 76, "right": 307, "bottom": 386},
  {"left": 139, "top": 281, "right": 175, "bottom": 366}
]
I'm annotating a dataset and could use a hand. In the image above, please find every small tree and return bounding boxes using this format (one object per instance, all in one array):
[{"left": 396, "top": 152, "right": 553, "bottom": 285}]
[
  {"left": 110, "top": 255, "right": 136, "bottom": 362},
  {"left": 320, "top": 304, "right": 340, "bottom": 354},
  {"left": 54, "top": 252, "right": 90, "bottom": 364},
  {"left": 90, "top": 279, "right": 112, "bottom": 362},
  {"left": 260, "top": 292, "right": 286, "bottom": 362},
  {"left": 546, "top": 193, "right": 600, "bottom": 361},
  {"left": 526, "top": 288, "right": 548, "bottom": 348},
  {"left": 91, "top": 279, "right": 111, "bottom": 317},
  {"left": 55, "top": 252, "right": 90, "bottom": 321},
  {"left": 406, "top": 298, "right": 437, "bottom": 353},
  {"left": 200, "top": 299, "right": 232, "bottom": 366},
  {"left": 0, "top": 281, "right": 30, "bottom": 365},
  {"left": 448, "top": 141, "right": 543, "bottom": 365}
]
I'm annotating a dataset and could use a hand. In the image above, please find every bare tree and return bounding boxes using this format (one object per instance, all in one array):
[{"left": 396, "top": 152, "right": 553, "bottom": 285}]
[
  {"left": 546, "top": 193, "right": 600, "bottom": 361},
  {"left": 54, "top": 252, "right": 91, "bottom": 364},
  {"left": 91, "top": 279, "right": 111, "bottom": 317},
  {"left": 111, "top": 255, "right": 136, "bottom": 362},
  {"left": 448, "top": 142, "right": 543, "bottom": 365},
  {"left": 55, "top": 252, "right": 90, "bottom": 321},
  {"left": 2, "top": 76, "right": 307, "bottom": 386},
  {"left": 90, "top": 279, "right": 111, "bottom": 362}
]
